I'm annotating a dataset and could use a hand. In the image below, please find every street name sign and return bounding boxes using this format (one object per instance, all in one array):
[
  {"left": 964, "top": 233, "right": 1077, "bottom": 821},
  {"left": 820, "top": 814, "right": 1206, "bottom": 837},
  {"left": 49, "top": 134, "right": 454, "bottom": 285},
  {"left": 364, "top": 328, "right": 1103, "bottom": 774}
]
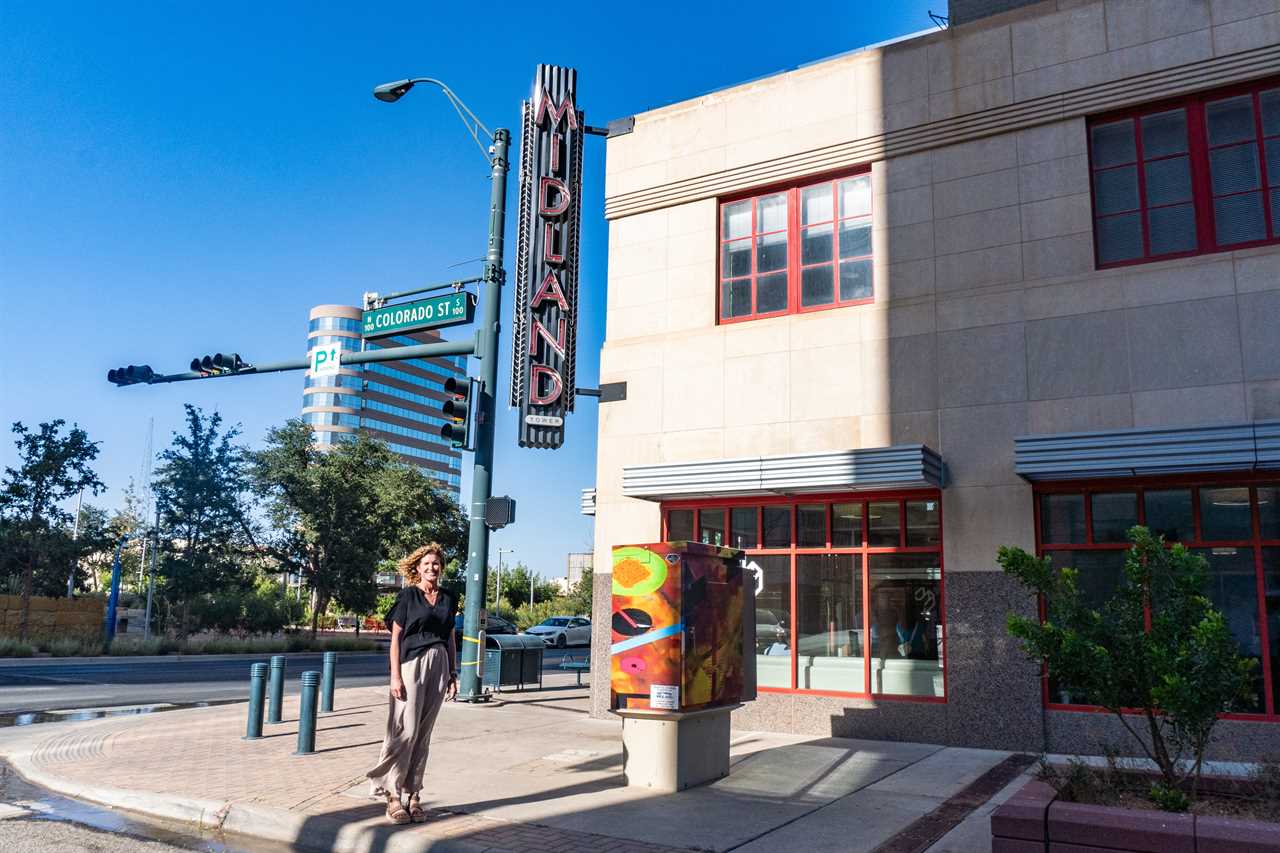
[
  {"left": 362, "top": 292, "right": 475, "bottom": 339},
  {"left": 309, "top": 346, "right": 341, "bottom": 376}
]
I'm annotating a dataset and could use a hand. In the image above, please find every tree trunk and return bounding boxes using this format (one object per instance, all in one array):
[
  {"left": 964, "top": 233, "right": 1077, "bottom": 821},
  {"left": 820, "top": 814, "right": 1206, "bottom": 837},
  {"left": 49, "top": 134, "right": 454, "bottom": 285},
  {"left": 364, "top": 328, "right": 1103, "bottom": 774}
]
[{"left": 18, "top": 528, "right": 36, "bottom": 642}]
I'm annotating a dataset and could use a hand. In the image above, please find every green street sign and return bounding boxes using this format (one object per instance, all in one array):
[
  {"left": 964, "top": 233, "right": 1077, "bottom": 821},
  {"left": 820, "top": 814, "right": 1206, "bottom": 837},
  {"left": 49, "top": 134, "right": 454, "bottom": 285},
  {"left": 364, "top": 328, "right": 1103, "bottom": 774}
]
[{"left": 362, "top": 292, "right": 476, "bottom": 339}]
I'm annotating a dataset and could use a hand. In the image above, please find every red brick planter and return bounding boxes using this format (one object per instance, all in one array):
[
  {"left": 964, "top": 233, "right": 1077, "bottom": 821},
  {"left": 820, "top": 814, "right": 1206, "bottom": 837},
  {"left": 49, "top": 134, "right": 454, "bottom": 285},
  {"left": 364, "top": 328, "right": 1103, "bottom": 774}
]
[{"left": 990, "top": 778, "right": 1280, "bottom": 852}]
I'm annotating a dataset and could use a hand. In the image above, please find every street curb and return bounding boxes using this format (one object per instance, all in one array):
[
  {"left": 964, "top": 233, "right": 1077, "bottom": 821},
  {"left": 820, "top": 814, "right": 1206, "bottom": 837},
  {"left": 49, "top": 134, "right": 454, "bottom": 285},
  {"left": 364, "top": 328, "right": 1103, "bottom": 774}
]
[
  {"left": 6, "top": 748, "right": 495, "bottom": 853},
  {"left": 0, "top": 718, "right": 501, "bottom": 853},
  {"left": 0, "top": 651, "right": 386, "bottom": 668}
]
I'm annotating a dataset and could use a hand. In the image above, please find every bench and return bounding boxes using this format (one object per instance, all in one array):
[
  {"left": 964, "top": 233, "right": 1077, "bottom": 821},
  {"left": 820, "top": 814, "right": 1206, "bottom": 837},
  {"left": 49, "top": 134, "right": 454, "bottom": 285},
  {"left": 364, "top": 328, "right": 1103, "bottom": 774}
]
[{"left": 558, "top": 655, "right": 590, "bottom": 686}]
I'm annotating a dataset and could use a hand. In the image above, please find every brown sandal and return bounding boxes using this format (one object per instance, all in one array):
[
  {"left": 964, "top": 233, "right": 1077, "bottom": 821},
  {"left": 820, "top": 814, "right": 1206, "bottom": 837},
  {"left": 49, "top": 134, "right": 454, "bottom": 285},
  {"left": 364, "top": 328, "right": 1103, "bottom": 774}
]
[
  {"left": 408, "top": 793, "right": 426, "bottom": 823},
  {"left": 386, "top": 794, "right": 410, "bottom": 825}
]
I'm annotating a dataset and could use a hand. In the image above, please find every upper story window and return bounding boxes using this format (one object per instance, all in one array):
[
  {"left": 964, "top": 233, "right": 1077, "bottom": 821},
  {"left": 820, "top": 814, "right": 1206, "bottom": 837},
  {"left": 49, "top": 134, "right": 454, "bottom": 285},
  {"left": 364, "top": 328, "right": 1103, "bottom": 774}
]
[
  {"left": 1090, "top": 78, "right": 1280, "bottom": 267},
  {"left": 719, "top": 172, "right": 873, "bottom": 323}
]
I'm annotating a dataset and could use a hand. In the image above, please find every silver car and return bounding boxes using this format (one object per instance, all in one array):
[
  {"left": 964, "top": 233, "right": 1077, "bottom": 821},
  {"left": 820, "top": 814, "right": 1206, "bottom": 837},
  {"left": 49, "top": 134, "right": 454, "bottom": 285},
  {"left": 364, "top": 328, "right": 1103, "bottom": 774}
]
[{"left": 524, "top": 616, "right": 591, "bottom": 648}]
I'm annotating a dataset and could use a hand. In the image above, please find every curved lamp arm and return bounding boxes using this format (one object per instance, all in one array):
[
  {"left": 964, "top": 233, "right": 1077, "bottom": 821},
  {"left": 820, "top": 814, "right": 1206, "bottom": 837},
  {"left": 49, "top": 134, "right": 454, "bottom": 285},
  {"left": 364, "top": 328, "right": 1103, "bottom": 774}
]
[{"left": 372, "top": 77, "right": 494, "bottom": 164}]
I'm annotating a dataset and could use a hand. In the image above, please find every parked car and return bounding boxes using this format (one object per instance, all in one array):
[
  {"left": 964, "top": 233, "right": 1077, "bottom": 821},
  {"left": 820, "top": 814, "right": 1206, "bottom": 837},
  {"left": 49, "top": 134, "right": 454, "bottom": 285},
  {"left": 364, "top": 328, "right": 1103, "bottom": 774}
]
[
  {"left": 452, "top": 612, "right": 518, "bottom": 652},
  {"left": 524, "top": 616, "right": 591, "bottom": 648}
]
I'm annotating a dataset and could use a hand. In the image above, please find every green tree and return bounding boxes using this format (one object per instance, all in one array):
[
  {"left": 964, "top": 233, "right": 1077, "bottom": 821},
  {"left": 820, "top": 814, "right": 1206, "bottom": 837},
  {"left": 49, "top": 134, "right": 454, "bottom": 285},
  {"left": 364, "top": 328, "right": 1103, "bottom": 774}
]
[
  {"left": 152, "top": 405, "right": 253, "bottom": 637},
  {"left": 250, "top": 421, "right": 464, "bottom": 638},
  {"left": 0, "top": 420, "right": 105, "bottom": 639},
  {"left": 998, "top": 526, "right": 1255, "bottom": 803},
  {"left": 493, "top": 562, "right": 559, "bottom": 611},
  {"left": 564, "top": 566, "right": 593, "bottom": 616}
]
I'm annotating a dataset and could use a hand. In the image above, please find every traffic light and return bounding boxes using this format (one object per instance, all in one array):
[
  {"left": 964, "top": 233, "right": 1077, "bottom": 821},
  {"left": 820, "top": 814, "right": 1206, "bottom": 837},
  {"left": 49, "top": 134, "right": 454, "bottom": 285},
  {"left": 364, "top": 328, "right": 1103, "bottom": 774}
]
[
  {"left": 107, "top": 365, "right": 154, "bottom": 386},
  {"left": 441, "top": 376, "right": 478, "bottom": 449},
  {"left": 190, "top": 352, "right": 248, "bottom": 375}
]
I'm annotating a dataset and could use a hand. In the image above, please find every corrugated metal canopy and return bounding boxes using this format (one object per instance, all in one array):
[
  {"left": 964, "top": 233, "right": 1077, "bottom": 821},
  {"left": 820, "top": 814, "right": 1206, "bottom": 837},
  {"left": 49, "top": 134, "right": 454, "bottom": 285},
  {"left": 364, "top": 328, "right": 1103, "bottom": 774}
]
[
  {"left": 622, "top": 445, "right": 945, "bottom": 501},
  {"left": 1016, "top": 420, "right": 1280, "bottom": 480}
]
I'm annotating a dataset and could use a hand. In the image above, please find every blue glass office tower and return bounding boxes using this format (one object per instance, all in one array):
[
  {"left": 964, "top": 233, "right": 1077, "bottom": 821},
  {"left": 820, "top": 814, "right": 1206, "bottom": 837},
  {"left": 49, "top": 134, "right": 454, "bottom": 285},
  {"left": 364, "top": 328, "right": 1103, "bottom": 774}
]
[{"left": 302, "top": 305, "right": 464, "bottom": 500}]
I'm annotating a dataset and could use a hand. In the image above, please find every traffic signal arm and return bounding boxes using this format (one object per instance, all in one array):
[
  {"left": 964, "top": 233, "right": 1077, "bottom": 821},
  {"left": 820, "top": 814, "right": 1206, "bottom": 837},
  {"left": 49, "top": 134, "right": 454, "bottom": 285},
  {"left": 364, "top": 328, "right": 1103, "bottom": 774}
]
[{"left": 107, "top": 339, "right": 475, "bottom": 386}]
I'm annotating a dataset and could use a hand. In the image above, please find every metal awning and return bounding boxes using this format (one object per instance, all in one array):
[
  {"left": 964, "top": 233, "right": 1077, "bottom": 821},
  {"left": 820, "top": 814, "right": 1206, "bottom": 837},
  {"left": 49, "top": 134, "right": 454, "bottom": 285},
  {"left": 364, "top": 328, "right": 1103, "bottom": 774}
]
[
  {"left": 622, "top": 445, "right": 945, "bottom": 501},
  {"left": 1015, "top": 420, "right": 1280, "bottom": 481}
]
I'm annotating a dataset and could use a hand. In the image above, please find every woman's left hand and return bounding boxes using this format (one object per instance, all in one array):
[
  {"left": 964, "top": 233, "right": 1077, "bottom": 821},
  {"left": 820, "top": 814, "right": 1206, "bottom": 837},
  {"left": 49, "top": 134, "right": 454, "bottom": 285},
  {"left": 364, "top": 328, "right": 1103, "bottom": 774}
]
[{"left": 446, "top": 676, "right": 458, "bottom": 701}]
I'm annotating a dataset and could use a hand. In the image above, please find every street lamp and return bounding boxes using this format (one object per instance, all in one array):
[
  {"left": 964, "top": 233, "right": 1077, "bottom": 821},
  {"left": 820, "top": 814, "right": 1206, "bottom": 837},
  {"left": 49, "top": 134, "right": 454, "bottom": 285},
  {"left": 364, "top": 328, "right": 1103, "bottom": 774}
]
[{"left": 374, "top": 76, "right": 510, "bottom": 704}]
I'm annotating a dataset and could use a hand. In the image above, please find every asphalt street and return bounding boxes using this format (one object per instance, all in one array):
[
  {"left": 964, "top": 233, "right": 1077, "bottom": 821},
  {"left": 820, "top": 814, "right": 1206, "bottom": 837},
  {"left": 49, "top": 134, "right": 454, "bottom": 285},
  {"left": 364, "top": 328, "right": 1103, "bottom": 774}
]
[{"left": 0, "top": 646, "right": 585, "bottom": 716}]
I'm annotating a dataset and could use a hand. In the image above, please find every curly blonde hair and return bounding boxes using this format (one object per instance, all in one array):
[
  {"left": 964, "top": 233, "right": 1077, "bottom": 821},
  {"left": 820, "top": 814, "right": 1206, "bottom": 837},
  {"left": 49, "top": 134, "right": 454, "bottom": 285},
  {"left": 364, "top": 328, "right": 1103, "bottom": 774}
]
[{"left": 398, "top": 543, "right": 447, "bottom": 585}]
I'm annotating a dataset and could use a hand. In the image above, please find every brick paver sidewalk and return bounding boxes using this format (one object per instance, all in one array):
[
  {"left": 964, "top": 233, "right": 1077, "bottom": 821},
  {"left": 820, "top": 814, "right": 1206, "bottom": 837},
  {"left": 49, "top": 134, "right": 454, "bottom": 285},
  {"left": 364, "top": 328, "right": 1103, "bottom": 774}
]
[{"left": 14, "top": 683, "right": 689, "bottom": 853}]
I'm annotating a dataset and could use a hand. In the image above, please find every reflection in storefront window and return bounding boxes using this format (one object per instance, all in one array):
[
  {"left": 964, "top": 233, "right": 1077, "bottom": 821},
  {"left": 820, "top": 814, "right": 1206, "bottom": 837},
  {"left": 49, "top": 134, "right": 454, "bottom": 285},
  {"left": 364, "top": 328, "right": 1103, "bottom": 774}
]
[
  {"left": 1040, "top": 494, "right": 1086, "bottom": 544},
  {"left": 868, "top": 501, "right": 900, "bottom": 547},
  {"left": 1200, "top": 487, "right": 1254, "bottom": 540},
  {"left": 753, "top": 554, "right": 792, "bottom": 689},
  {"left": 731, "top": 507, "right": 757, "bottom": 550},
  {"left": 668, "top": 509, "right": 693, "bottom": 541},
  {"left": 1194, "top": 547, "right": 1265, "bottom": 712},
  {"left": 869, "top": 554, "right": 944, "bottom": 697},
  {"left": 1144, "top": 489, "right": 1193, "bottom": 541},
  {"left": 797, "top": 504, "right": 825, "bottom": 548},
  {"left": 1265, "top": 548, "right": 1280, "bottom": 715},
  {"left": 797, "top": 555, "right": 862, "bottom": 693},
  {"left": 1091, "top": 492, "right": 1137, "bottom": 543},
  {"left": 699, "top": 509, "right": 726, "bottom": 546}
]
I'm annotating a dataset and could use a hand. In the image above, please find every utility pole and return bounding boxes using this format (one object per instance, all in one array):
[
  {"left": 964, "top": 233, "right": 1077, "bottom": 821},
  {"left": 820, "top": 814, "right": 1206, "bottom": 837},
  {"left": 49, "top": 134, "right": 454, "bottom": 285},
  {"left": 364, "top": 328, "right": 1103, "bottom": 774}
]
[{"left": 497, "top": 547, "right": 515, "bottom": 615}]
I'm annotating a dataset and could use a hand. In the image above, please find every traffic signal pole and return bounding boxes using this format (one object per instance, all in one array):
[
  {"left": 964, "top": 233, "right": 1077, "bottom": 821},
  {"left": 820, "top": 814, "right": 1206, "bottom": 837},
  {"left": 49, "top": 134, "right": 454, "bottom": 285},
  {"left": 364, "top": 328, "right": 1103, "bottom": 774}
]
[{"left": 458, "top": 127, "right": 509, "bottom": 703}]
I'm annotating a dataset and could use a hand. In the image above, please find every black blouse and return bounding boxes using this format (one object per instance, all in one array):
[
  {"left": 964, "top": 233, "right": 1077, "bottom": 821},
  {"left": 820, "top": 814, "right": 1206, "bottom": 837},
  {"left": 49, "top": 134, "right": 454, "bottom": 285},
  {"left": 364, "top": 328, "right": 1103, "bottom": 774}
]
[{"left": 387, "top": 586, "right": 457, "bottom": 666}]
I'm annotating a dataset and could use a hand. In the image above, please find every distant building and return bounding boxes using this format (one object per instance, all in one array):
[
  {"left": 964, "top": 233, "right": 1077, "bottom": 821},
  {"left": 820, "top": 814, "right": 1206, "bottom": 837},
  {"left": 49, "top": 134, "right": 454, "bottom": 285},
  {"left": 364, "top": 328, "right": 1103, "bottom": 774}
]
[
  {"left": 554, "top": 552, "right": 593, "bottom": 595},
  {"left": 302, "top": 304, "right": 464, "bottom": 500}
]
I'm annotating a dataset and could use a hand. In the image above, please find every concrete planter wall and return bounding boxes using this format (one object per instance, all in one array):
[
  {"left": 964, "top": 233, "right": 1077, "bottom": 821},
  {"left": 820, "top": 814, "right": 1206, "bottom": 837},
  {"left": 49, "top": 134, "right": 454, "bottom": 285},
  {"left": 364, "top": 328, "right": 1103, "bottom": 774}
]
[
  {"left": 991, "top": 778, "right": 1280, "bottom": 852},
  {"left": 0, "top": 594, "right": 103, "bottom": 642}
]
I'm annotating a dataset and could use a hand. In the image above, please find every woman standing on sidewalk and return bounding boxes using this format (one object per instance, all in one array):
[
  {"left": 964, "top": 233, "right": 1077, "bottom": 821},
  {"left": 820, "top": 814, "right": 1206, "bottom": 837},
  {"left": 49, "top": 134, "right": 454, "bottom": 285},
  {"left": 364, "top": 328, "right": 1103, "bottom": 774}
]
[{"left": 367, "top": 542, "right": 458, "bottom": 824}]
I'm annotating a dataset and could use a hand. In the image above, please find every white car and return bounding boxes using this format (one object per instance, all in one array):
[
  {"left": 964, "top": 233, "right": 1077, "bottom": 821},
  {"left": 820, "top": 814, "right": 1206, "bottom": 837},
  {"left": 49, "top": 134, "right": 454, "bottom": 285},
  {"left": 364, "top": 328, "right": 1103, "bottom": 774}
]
[{"left": 524, "top": 616, "right": 591, "bottom": 648}]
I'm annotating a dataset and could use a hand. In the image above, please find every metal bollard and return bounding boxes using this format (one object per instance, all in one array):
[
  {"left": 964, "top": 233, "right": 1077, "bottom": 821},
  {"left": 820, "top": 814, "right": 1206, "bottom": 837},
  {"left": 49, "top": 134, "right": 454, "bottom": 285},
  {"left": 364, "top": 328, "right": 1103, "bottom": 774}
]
[
  {"left": 267, "top": 655, "right": 285, "bottom": 724},
  {"left": 245, "top": 663, "right": 267, "bottom": 740},
  {"left": 295, "top": 670, "right": 319, "bottom": 755},
  {"left": 320, "top": 651, "right": 336, "bottom": 713}
]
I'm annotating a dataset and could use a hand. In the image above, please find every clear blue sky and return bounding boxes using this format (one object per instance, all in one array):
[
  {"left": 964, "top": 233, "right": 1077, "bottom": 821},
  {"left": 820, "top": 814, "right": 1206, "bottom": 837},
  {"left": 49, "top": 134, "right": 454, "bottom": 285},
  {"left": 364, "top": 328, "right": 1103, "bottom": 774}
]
[{"left": 0, "top": 1, "right": 937, "bottom": 582}]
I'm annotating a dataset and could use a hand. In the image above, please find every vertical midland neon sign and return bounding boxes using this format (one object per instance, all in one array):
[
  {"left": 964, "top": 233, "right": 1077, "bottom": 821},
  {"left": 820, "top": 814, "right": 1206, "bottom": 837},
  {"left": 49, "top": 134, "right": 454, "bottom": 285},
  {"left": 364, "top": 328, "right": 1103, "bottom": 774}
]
[{"left": 511, "top": 65, "right": 584, "bottom": 449}]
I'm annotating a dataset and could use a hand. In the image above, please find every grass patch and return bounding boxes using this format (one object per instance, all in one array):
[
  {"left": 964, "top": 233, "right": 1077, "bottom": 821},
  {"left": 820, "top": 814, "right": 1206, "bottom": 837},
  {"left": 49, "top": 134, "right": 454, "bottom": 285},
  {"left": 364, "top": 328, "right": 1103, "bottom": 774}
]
[{"left": 47, "top": 637, "right": 102, "bottom": 657}]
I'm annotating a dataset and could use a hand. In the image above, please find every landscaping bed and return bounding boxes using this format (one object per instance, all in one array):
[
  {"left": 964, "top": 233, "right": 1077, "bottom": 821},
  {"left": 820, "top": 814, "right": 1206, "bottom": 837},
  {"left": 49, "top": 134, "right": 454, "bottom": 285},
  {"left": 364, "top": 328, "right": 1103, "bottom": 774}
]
[{"left": 993, "top": 772, "right": 1280, "bottom": 852}]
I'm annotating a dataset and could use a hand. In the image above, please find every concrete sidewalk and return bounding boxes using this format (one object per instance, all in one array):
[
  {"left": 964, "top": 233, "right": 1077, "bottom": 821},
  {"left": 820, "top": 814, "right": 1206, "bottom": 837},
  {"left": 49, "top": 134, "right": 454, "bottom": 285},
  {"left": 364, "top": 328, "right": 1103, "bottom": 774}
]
[{"left": 0, "top": 674, "right": 1031, "bottom": 852}]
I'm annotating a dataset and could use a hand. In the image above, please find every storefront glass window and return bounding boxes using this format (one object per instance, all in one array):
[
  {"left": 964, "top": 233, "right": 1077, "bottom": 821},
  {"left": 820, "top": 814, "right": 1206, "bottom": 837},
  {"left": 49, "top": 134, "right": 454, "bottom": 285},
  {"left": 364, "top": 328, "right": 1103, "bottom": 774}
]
[
  {"left": 798, "top": 554, "right": 862, "bottom": 692},
  {"left": 763, "top": 506, "right": 790, "bottom": 548},
  {"left": 1200, "top": 487, "right": 1255, "bottom": 540},
  {"left": 754, "top": 554, "right": 793, "bottom": 689},
  {"left": 731, "top": 507, "right": 757, "bottom": 550},
  {"left": 1037, "top": 480, "right": 1280, "bottom": 718},
  {"left": 667, "top": 509, "right": 693, "bottom": 541},
  {"left": 868, "top": 501, "right": 900, "bottom": 547},
  {"left": 797, "top": 504, "right": 826, "bottom": 548},
  {"left": 1144, "top": 489, "right": 1193, "bottom": 541},
  {"left": 699, "top": 509, "right": 726, "bottom": 546},
  {"left": 1091, "top": 492, "right": 1137, "bottom": 543},
  {"left": 1040, "top": 494, "right": 1086, "bottom": 544},
  {"left": 1259, "top": 487, "right": 1279, "bottom": 539},
  {"left": 1265, "top": 548, "right": 1280, "bottom": 714},
  {"left": 832, "top": 503, "right": 863, "bottom": 547},
  {"left": 663, "top": 494, "right": 944, "bottom": 701},
  {"left": 905, "top": 499, "right": 940, "bottom": 547},
  {"left": 869, "top": 554, "right": 943, "bottom": 697},
  {"left": 1194, "top": 547, "right": 1265, "bottom": 712}
]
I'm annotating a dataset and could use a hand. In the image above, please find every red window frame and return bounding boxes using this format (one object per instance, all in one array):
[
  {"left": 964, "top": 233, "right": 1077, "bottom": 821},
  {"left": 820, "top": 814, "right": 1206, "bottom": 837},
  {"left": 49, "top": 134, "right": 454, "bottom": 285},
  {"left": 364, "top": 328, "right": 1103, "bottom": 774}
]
[
  {"left": 661, "top": 490, "right": 945, "bottom": 702},
  {"left": 1090, "top": 76, "right": 1280, "bottom": 268},
  {"left": 1034, "top": 473, "right": 1280, "bottom": 721},
  {"left": 717, "top": 169, "right": 874, "bottom": 324}
]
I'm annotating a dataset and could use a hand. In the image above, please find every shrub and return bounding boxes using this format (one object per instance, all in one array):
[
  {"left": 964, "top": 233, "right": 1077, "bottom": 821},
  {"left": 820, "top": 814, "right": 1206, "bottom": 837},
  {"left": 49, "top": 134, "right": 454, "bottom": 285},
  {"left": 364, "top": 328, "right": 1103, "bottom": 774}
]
[
  {"left": 107, "top": 637, "right": 166, "bottom": 656},
  {"left": 48, "top": 637, "right": 102, "bottom": 657},
  {"left": 999, "top": 526, "right": 1255, "bottom": 805},
  {"left": 0, "top": 637, "right": 34, "bottom": 658}
]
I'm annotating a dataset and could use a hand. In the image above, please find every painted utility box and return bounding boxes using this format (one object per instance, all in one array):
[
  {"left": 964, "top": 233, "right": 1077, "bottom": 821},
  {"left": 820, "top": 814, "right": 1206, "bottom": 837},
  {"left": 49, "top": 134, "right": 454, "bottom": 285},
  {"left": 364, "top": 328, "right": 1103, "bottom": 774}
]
[{"left": 610, "top": 541, "right": 746, "bottom": 712}]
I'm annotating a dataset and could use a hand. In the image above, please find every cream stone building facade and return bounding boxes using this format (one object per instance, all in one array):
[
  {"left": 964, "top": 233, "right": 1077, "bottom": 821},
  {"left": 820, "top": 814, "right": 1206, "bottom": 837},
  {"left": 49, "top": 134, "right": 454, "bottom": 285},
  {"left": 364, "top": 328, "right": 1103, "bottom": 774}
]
[{"left": 589, "top": 0, "right": 1280, "bottom": 756}]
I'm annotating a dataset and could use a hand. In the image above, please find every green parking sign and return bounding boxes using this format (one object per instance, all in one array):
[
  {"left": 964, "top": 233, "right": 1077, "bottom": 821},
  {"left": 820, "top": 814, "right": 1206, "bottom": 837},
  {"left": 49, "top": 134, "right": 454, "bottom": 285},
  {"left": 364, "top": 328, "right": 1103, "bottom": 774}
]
[{"left": 362, "top": 292, "right": 475, "bottom": 339}]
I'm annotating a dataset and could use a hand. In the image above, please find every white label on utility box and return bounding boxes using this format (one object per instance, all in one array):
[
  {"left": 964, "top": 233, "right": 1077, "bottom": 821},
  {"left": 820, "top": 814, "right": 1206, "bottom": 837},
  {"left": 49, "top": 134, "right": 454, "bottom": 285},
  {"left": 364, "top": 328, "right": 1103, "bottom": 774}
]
[{"left": 650, "top": 684, "right": 679, "bottom": 710}]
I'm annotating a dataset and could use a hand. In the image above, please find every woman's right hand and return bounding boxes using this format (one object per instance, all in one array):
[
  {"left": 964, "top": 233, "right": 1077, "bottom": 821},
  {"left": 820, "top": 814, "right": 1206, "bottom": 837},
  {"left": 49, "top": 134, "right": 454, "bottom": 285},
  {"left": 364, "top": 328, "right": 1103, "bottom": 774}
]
[{"left": 390, "top": 675, "right": 406, "bottom": 701}]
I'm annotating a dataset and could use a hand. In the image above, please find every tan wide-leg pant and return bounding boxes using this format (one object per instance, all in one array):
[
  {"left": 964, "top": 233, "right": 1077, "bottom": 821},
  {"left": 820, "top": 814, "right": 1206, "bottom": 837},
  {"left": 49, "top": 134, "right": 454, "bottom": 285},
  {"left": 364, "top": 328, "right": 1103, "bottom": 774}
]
[{"left": 366, "top": 643, "right": 450, "bottom": 797}]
